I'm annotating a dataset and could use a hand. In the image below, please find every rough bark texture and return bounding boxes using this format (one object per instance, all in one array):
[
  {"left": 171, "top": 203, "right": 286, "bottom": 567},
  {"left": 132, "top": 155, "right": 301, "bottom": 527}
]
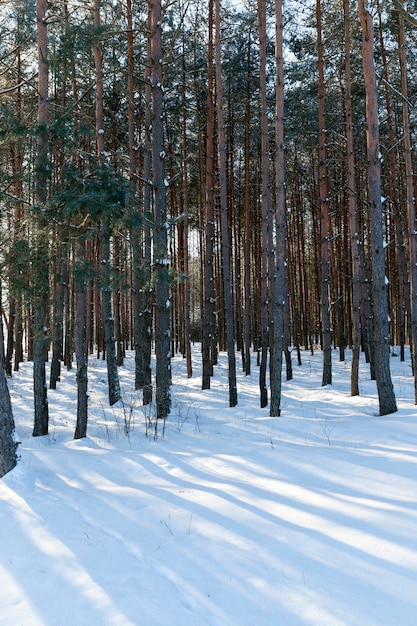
[
  {"left": 202, "top": 0, "right": 216, "bottom": 391},
  {"left": 94, "top": 0, "right": 121, "bottom": 407},
  {"left": 398, "top": 10, "right": 417, "bottom": 403},
  {"left": 258, "top": 0, "right": 272, "bottom": 408},
  {"left": 49, "top": 253, "right": 66, "bottom": 389},
  {"left": 32, "top": 0, "right": 49, "bottom": 437},
  {"left": 243, "top": 36, "right": 252, "bottom": 377},
  {"left": 359, "top": 0, "right": 397, "bottom": 415},
  {"left": 215, "top": 0, "right": 237, "bottom": 407},
  {"left": 344, "top": 0, "right": 361, "bottom": 396},
  {"left": 151, "top": 0, "right": 171, "bottom": 421},
  {"left": 181, "top": 52, "right": 192, "bottom": 380},
  {"left": 74, "top": 240, "right": 88, "bottom": 439},
  {"left": 269, "top": 0, "right": 286, "bottom": 417},
  {"left": 141, "top": 32, "right": 153, "bottom": 407},
  {"left": 317, "top": 0, "right": 332, "bottom": 387},
  {"left": 101, "top": 218, "right": 121, "bottom": 406},
  {"left": 0, "top": 287, "right": 18, "bottom": 477}
]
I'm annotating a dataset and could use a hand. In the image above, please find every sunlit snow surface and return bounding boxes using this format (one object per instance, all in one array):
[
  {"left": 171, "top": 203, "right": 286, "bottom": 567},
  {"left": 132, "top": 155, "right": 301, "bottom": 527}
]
[{"left": 1, "top": 348, "right": 417, "bottom": 625}]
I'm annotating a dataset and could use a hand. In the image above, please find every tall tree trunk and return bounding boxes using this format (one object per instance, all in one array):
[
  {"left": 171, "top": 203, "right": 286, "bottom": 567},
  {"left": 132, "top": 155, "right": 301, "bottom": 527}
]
[
  {"left": 151, "top": 0, "right": 171, "bottom": 422},
  {"left": 11, "top": 48, "right": 24, "bottom": 374},
  {"left": 358, "top": 0, "right": 397, "bottom": 415},
  {"left": 141, "top": 15, "right": 153, "bottom": 407},
  {"left": 317, "top": 0, "right": 332, "bottom": 386},
  {"left": 93, "top": 0, "right": 121, "bottom": 406},
  {"left": 270, "top": 0, "right": 286, "bottom": 417},
  {"left": 243, "top": 34, "right": 252, "bottom": 376},
  {"left": 32, "top": 0, "right": 49, "bottom": 436},
  {"left": 101, "top": 218, "right": 121, "bottom": 406},
  {"left": 126, "top": 0, "right": 142, "bottom": 390},
  {"left": 181, "top": 49, "right": 192, "bottom": 379},
  {"left": 377, "top": 0, "right": 408, "bottom": 363},
  {"left": 0, "top": 282, "right": 18, "bottom": 477},
  {"left": 49, "top": 247, "right": 67, "bottom": 389},
  {"left": 258, "top": 0, "right": 272, "bottom": 408},
  {"left": 398, "top": 8, "right": 417, "bottom": 403},
  {"left": 215, "top": 0, "right": 237, "bottom": 407},
  {"left": 74, "top": 239, "right": 88, "bottom": 439},
  {"left": 202, "top": 0, "right": 216, "bottom": 390},
  {"left": 344, "top": 0, "right": 361, "bottom": 396}
]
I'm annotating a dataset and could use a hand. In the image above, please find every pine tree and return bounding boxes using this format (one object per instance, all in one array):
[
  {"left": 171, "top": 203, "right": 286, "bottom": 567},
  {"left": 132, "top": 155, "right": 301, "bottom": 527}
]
[{"left": 358, "top": 0, "right": 397, "bottom": 416}]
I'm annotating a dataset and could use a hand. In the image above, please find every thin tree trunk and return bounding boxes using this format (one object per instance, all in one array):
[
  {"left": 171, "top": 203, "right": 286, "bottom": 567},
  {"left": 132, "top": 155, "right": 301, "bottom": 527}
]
[
  {"left": 215, "top": 0, "right": 237, "bottom": 407},
  {"left": 0, "top": 282, "right": 18, "bottom": 477},
  {"left": 398, "top": 9, "right": 417, "bottom": 403},
  {"left": 32, "top": 0, "right": 49, "bottom": 436},
  {"left": 101, "top": 218, "right": 121, "bottom": 406},
  {"left": 317, "top": 0, "right": 332, "bottom": 386},
  {"left": 49, "top": 249, "right": 66, "bottom": 389},
  {"left": 151, "top": 0, "right": 171, "bottom": 423},
  {"left": 270, "top": 0, "right": 286, "bottom": 416},
  {"left": 358, "top": 0, "right": 397, "bottom": 415},
  {"left": 202, "top": 0, "right": 216, "bottom": 390},
  {"left": 243, "top": 34, "right": 252, "bottom": 376},
  {"left": 93, "top": 0, "right": 121, "bottom": 407},
  {"left": 377, "top": 0, "right": 408, "bottom": 363},
  {"left": 181, "top": 50, "right": 192, "bottom": 379},
  {"left": 141, "top": 17, "right": 153, "bottom": 407},
  {"left": 258, "top": 0, "right": 272, "bottom": 408},
  {"left": 344, "top": 0, "right": 361, "bottom": 396},
  {"left": 74, "top": 239, "right": 88, "bottom": 439}
]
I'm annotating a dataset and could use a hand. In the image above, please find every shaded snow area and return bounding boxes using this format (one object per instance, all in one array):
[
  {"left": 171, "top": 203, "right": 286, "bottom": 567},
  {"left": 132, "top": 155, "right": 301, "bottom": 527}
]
[{"left": 1, "top": 348, "right": 417, "bottom": 626}]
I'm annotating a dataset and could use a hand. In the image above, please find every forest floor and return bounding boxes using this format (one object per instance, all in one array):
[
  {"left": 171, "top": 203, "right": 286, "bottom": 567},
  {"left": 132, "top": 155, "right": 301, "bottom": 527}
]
[{"left": 1, "top": 346, "right": 417, "bottom": 625}]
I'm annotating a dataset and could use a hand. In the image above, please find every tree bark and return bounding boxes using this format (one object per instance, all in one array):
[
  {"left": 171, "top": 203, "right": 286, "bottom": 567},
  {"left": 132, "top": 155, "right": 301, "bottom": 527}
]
[
  {"left": 398, "top": 8, "right": 417, "bottom": 403},
  {"left": 358, "top": 0, "right": 397, "bottom": 415},
  {"left": 243, "top": 34, "right": 252, "bottom": 376},
  {"left": 151, "top": 0, "right": 171, "bottom": 422},
  {"left": 181, "top": 49, "right": 192, "bottom": 379},
  {"left": 317, "top": 0, "right": 332, "bottom": 386},
  {"left": 32, "top": 0, "right": 49, "bottom": 437},
  {"left": 74, "top": 239, "right": 88, "bottom": 439},
  {"left": 258, "top": 0, "right": 272, "bottom": 408},
  {"left": 93, "top": 0, "right": 121, "bottom": 407},
  {"left": 215, "top": 0, "right": 237, "bottom": 407},
  {"left": 202, "top": 0, "right": 216, "bottom": 391},
  {"left": 344, "top": 0, "right": 361, "bottom": 396},
  {"left": 270, "top": 0, "right": 286, "bottom": 417},
  {"left": 0, "top": 282, "right": 18, "bottom": 477}
]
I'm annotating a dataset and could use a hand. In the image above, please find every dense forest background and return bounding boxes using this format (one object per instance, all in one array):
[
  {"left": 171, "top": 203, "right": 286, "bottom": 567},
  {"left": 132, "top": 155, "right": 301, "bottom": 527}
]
[{"left": 2, "top": 0, "right": 417, "bottom": 469}]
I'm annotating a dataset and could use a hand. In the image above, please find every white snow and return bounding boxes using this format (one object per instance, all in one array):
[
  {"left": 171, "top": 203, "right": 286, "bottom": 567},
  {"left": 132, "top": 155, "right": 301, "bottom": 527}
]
[{"left": 1, "top": 347, "right": 417, "bottom": 625}]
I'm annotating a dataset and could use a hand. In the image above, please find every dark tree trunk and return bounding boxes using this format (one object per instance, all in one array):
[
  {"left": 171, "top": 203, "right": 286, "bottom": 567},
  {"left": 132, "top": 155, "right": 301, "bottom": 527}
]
[
  {"left": 32, "top": 0, "right": 49, "bottom": 437},
  {"left": 74, "top": 240, "right": 88, "bottom": 439},
  {"left": 202, "top": 0, "right": 216, "bottom": 391},
  {"left": 243, "top": 34, "right": 252, "bottom": 376},
  {"left": 101, "top": 218, "right": 121, "bottom": 406},
  {"left": 151, "top": 0, "right": 171, "bottom": 422},
  {"left": 270, "top": 0, "right": 286, "bottom": 417},
  {"left": 50, "top": 251, "right": 66, "bottom": 389},
  {"left": 215, "top": 0, "right": 237, "bottom": 407},
  {"left": 317, "top": 0, "right": 332, "bottom": 387},
  {"left": 377, "top": 1, "right": 408, "bottom": 363},
  {"left": 93, "top": 0, "right": 121, "bottom": 407},
  {"left": 0, "top": 283, "right": 18, "bottom": 477},
  {"left": 359, "top": 0, "right": 397, "bottom": 415},
  {"left": 258, "top": 0, "right": 272, "bottom": 409},
  {"left": 344, "top": 0, "right": 361, "bottom": 396},
  {"left": 398, "top": 11, "right": 417, "bottom": 403},
  {"left": 181, "top": 49, "right": 192, "bottom": 379}
]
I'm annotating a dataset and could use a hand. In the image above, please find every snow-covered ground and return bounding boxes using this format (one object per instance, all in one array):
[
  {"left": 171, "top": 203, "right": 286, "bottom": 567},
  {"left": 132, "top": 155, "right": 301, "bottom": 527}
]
[{"left": 1, "top": 347, "right": 417, "bottom": 626}]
